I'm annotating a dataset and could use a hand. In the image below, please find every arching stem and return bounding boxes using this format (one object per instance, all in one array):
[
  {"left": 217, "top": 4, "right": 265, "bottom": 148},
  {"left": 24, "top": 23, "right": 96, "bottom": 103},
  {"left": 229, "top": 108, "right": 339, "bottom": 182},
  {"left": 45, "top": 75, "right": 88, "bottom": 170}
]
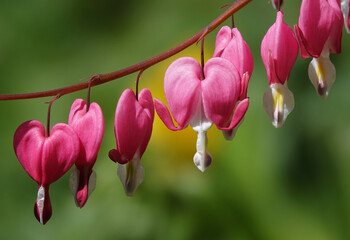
[{"left": 0, "top": 0, "right": 253, "bottom": 101}]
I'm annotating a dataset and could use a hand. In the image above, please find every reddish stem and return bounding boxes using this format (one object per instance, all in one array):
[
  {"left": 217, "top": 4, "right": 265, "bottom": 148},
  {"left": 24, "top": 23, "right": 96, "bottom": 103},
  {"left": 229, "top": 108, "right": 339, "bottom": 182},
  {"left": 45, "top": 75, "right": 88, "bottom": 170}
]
[
  {"left": 0, "top": 0, "right": 253, "bottom": 101},
  {"left": 45, "top": 94, "right": 60, "bottom": 137},
  {"left": 135, "top": 69, "right": 145, "bottom": 101},
  {"left": 200, "top": 38, "right": 205, "bottom": 80}
]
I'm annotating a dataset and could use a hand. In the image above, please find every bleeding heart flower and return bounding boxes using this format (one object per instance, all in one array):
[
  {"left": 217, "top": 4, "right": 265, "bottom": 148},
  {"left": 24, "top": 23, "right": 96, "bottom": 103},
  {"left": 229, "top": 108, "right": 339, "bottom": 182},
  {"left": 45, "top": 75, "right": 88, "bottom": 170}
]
[
  {"left": 342, "top": 0, "right": 350, "bottom": 33},
  {"left": 214, "top": 26, "right": 253, "bottom": 140},
  {"left": 68, "top": 99, "right": 104, "bottom": 208},
  {"left": 295, "top": 0, "right": 343, "bottom": 98},
  {"left": 109, "top": 88, "right": 154, "bottom": 196},
  {"left": 261, "top": 11, "right": 299, "bottom": 128},
  {"left": 154, "top": 57, "right": 249, "bottom": 172},
  {"left": 13, "top": 120, "right": 79, "bottom": 224}
]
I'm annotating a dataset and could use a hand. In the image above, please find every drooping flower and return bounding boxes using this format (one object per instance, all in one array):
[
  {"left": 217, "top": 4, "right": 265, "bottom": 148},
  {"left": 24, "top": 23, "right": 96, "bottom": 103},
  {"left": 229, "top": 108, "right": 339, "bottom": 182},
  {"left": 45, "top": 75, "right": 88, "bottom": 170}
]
[
  {"left": 295, "top": 0, "right": 343, "bottom": 98},
  {"left": 214, "top": 26, "right": 253, "bottom": 140},
  {"left": 13, "top": 120, "right": 80, "bottom": 224},
  {"left": 109, "top": 88, "right": 154, "bottom": 196},
  {"left": 154, "top": 57, "right": 249, "bottom": 172},
  {"left": 261, "top": 11, "right": 299, "bottom": 128},
  {"left": 68, "top": 99, "right": 104, "bottom": 208},
  {"left": 342, "top": 0, "right": 350, "bottom": 33}
]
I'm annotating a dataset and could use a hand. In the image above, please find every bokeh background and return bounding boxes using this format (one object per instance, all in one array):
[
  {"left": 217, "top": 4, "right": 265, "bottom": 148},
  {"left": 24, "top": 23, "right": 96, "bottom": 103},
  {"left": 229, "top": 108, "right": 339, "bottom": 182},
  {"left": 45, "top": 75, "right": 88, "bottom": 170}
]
[{"left": 0, "top": 0, "right": 350, "bottom": 239}]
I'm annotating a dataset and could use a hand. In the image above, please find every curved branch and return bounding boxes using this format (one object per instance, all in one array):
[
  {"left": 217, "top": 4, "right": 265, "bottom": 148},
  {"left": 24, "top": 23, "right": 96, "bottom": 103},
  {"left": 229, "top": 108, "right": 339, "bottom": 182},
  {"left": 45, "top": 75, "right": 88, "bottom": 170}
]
[{"left": 0, "top": 0, "right": 253, "bottom": 101}]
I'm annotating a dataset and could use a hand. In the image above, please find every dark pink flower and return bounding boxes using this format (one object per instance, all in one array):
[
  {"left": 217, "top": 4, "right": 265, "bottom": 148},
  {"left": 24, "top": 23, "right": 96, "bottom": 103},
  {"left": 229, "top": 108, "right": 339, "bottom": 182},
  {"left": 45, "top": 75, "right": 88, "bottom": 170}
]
[
  {"left": 295, "top": 0, "right": 343, "bottom": 98},
  {"left": 13, "top": 120, "right": 79, "bottom": 224},
  {"left": 154, "top": 57, "right": 249, "bottom": 171},
  {"left": 109, "top": 88, "right": 154, "bottom": 196},
  {"left": 214, "top": 26, "right": 253, "bottom": 140},
  {"left": 68, "top": 99, "right": 104, "bottom": 208},
  {"left": 261, "top": 11, "right": 299, "bottom": 128},
  {"left": 342, "top": 0, "right": 350, "bottom": 33}
]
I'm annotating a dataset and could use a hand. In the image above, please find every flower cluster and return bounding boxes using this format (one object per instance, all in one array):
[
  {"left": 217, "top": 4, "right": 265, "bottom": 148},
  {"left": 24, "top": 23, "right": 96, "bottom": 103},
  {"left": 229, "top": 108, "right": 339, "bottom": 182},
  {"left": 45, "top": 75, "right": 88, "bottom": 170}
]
[
  {"left": 11, "top": 0, "right": 349, "bottom": 225},
  {"left": 13, "top": 88, "right": 154, "bottom": 224}
]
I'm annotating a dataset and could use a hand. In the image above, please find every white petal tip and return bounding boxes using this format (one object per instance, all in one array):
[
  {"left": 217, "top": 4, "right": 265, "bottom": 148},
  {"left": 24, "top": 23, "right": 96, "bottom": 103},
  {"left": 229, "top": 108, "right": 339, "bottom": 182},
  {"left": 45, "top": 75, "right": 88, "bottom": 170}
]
[
  {"left": 117, "top": 157, "right": 144, "bottom": 197},
  {"left": 263, "top": 83, "right": 294, "bottom": 128},
  {"left": 308, "top": 55, "right": 335, "bottom": 100},
  {"left": 193, "top": 151, "right": 212, "bottom": 172}
]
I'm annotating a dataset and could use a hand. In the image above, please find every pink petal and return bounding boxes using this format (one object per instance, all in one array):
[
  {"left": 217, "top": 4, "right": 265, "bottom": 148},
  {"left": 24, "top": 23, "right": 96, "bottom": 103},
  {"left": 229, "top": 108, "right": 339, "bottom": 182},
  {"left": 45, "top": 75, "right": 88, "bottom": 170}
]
[
  {"left": 239, "top": 72, "right": 250, "bottom": 100},
  {"left": 41, "top": 123, "right": 80, "bottom": 186},
  {"left": 218, "top": 98, "right": 249, "bottom": 131},
  {"left": 219, "top": 28, "right": 254, "bottom": 79},
  {"left": 327, "top": 0, "right": 343, "bottom": 54},
  {"left": 213, "top": 26, "right": 232, "bottom": 58},
  {"left": 135, "top": 89, "right": 155, "bottom": 159},
  {"left": 202, "top": 57, "right": 240, "bottom": 128},
  {"left": 154, "top": 98, "right": 182, "bottom": 131},
  {"left": 296, "top": 0, "right": 343, "bottom": 58},
  {"left": 111, "top": 88, "right": 154, "bottom": 164},
  {"left": 14, "top": 120, "right": 45, "bottom": 184},
  {"left": 68, "top": 99, "right": 105, "bottom": 168},
  {"left": 163, "top": 57, "right": 201, "bottom": 130},
  {"left": 261, "top": 11, "right": 299, "bottom": 85}
]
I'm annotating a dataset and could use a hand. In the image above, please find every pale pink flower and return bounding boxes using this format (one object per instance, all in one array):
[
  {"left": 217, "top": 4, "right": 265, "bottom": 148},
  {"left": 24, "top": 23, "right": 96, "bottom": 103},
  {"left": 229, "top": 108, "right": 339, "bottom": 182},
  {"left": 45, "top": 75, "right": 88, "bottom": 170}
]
[
  {"left": 214, "top": 26, "right": 253, "bottom": 140},
  {"left": 154, "top": 57, "right": 249, "bottom": 172}
]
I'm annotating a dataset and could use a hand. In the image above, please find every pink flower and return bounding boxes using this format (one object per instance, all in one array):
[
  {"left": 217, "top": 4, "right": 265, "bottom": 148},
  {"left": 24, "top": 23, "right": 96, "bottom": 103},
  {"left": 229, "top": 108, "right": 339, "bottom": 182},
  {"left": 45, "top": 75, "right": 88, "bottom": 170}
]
[
  {"left": 295, "top": 0, "right": 343, "bottom": 98},
  {"left": 109, "top": 88, "right": 154, "bottom": 196},
  {"left": 342, "top": 0, "right": 350, "bottom": 33},
  {"left": 68, "top": 99, "right": 104, "bottom": 208},
  {"left": 214, "top": 26, "right": 253, "bottom": 140},
  {"left": 261, "top": 11, "right": 299, "bottom": 128},
  {"left": 13, "top": 120, "right": 80, "bottom": 224},
  {"left": 154, "top": 57, "right": 249, "bottom": 172}
]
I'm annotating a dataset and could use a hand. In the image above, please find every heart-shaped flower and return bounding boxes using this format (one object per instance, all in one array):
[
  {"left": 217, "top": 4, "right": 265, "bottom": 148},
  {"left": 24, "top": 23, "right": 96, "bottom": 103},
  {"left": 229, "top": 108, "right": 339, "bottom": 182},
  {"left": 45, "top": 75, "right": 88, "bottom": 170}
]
[
  {"left": 68, "top": 99, "right": 105, "bottom": 208},
  {"left": 109, "top": 88, "right": 154, "bottom": 196},
  {"left": 214, "top": 26, "right": 253, "bottom": 140},
  {"left": 295, "top": 0, "right": 343, "bottom": 98},
  {"left": 154, "top": 57, "right": 249, "bottom": 172},
  {"left": 261, "top": 11, "right": 299, "bottom": 128},
  {"left": 14, "top": 120, "right": 80, "bottom": 224}
]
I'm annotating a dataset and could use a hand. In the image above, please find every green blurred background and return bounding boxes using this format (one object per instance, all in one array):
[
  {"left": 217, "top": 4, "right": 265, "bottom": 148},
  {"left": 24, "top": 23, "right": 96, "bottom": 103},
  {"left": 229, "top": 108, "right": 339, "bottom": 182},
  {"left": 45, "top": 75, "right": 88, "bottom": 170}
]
[{"left": 0, "top": 0, "right": 350, "bottom": 239}]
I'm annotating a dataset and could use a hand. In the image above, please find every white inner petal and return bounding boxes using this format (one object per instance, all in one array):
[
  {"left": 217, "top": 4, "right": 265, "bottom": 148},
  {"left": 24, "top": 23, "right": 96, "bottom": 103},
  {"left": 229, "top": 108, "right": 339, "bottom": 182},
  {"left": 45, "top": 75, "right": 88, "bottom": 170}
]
[
  {"left": 117, "top": 155, "right": 144, "bottom": 197},
  {"left": 36, "top": 185, "right": 45, "bottom": 224},
  {"left": 263, "top": 83, "right": 295, "bottom": 128},
  {"left": 189, "top": 96, "right": 213, "bottom": 172},
  {"left": 342, "top": 0, "right": 350, "bottom": 33},
  {"left": 308, "top": 48, "right": 336, "bottom": 99}
]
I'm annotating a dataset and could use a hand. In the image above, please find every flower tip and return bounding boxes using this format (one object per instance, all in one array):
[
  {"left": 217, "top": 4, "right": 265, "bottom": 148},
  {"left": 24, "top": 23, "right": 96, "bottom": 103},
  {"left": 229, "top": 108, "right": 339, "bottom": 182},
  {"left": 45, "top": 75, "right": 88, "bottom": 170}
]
[
  {"left": 193, "top": 151, "right": 212, "bottom": 172},
  {"left": 69, "top": 168, "right": 97, "bottom": 208},
  {"left": 34, "top": 186, "right": 52, "bottom": 225},
  {"left": 117, "top": 157, "right": 144, "bottom": 196},
  {"left": 263, "top": 83, "right": 294, "bottom": 129}
]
